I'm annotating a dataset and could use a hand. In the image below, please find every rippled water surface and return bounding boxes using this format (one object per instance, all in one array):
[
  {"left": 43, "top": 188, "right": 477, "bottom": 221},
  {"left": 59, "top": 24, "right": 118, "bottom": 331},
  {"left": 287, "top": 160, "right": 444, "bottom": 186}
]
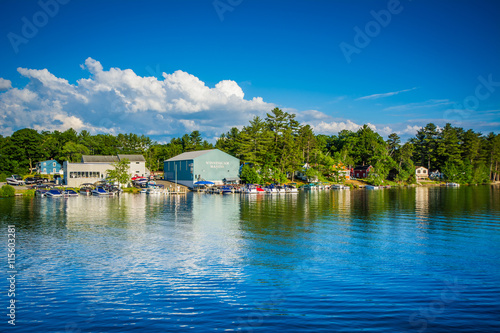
[{"left": 1, "top": 186, "right": 500, "bottom": 332}]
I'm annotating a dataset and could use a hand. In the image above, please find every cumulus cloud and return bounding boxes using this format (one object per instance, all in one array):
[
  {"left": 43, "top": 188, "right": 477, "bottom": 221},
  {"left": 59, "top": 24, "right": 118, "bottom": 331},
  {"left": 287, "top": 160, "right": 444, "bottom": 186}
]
[
  {"left": 0, "top": 78, "right": 12, "bottom": 91},
  {"left": 311, "top": 119, "right": 364, "bottom": 134},
  {"left": 401, "top": 125, "right": 422, "bottom": 135},
  {"left": 0, "top": 57, "right": 273, "bottom": 136}
]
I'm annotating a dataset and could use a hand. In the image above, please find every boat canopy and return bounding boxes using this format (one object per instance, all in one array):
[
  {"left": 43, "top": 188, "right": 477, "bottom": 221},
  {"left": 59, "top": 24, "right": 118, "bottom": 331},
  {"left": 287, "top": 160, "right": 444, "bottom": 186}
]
[{"left": 194, "top": 181, "right": 215, "bottom": 185}]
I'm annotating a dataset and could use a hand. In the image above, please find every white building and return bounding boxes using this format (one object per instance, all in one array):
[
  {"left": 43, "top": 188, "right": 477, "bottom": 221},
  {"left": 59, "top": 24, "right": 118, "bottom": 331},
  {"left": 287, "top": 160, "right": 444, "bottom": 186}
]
[
  {"left": 64, "top": 154, "right": 148, "bottom": 187},
  {"left": 415, "top": 166, "right": 429, "bottom": 180}
]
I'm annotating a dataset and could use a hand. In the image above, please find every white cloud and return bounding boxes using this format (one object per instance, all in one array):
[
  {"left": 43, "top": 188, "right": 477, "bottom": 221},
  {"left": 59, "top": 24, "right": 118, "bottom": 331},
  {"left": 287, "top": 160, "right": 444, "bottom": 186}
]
[
  {"left": 400, "top": 125, "right": 422, "bottom": 135},
  {"left": 356, "top": 87, "right": 417, "bottom": 101},
  {"left": 311, "top": 120, "right": 363, "bottom": 134},
  {"left": 0, "top": 58, "right": 273, "bottom": 136},
  {"left": 299, "top": 109, "right": 332, "bottom": 120},
  {"left": 0, "top": 78, "right": 12, "bottom": 91}
]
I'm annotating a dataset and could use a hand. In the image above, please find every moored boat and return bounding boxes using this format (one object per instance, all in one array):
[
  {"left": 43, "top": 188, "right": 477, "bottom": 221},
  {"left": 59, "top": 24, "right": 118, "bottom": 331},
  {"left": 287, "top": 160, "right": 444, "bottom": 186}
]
[
  {"left": 45, "top": 189, "right": 63, "bottom": 197},
  {"left": 92, "top": 187, "right": 110, "bottom": 196},
  {"left": 243, "top": 185, "right": 259, "bottom": 194},
  {"left": 284, "top": 184, "right": 298, "bottom": 193},
  {"left": 63, "top": 188, "right": 79, "bottom": 197},
  {"left": 365, "top": 185, "right": 379, "bottom": 190},
  {"left": 106, "top": 185, "right": 122, "bottom": 196},
  {"left": 6, "top": 175, "right": 25, "bottom": 186},
  {"left": 221, "top": 185, "right": 234, "bottom": 194},
  {"left": 265, "top": 184, "right": 278, "bottom": 194},
  {"left": 302, "top": 184, "right": 317, "bottom": 191},
  {"left": 275, "top": 185, "right": 286, "bottom": 194},
  {"left": 34, "top": 184, "right": 52, "bottom": 197},
  {"left": 132, "top": 174, "right": 148, "bottom": 186},
  {"left": 146, "top": 184, "right": 164, "bottom": 195},
  {"left": 80, "top": 183, "right": 95, "bottom": 195}
]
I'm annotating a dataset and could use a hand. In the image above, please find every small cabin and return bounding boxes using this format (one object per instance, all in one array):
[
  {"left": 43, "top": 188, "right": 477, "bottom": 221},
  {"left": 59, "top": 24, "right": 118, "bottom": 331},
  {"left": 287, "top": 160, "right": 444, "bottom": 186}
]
[
  {"left": 415, "top": 166, "right": 429, "bottom": 180},
  {"left": 352, "top": 165, "right": 373, "bottom": 178}
]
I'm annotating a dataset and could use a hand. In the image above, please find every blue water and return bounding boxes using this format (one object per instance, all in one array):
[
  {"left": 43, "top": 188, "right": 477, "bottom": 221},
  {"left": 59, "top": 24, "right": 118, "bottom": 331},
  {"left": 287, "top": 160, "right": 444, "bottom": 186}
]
[{"left": 1, "top": 186, "right": 500, "bottom": 332}]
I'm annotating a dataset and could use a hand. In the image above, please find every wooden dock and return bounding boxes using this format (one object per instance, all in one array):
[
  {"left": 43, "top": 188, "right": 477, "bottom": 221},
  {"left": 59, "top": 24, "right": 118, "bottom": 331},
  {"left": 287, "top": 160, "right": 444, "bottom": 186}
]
[{"left": 156, "top": 180, "right": 189, "bottom": 194}]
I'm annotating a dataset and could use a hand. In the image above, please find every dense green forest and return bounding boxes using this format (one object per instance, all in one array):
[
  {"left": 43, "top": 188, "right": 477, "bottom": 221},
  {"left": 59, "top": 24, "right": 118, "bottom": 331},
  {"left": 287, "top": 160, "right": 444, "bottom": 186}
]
[{"left": 1, "top": 108, "right": 499, "bottom": 184}]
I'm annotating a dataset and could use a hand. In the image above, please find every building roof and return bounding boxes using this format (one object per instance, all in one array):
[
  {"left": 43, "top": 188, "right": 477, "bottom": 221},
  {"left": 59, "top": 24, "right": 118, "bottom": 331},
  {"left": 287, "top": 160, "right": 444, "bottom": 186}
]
[
  {"left": 415, "top": 166, "right": 428, "bottom": 170},
  {"left": 118, "top": 154, "right": 146, "bottom": 162},
  {"left": 165, "top": 149, "right": 217, "bottom": 162},
  {"left": 82, "top": 155, "right": 119, "bottom": 163},
  {"left": 353, "top": 165, "right": 372, "bottom": 171}
]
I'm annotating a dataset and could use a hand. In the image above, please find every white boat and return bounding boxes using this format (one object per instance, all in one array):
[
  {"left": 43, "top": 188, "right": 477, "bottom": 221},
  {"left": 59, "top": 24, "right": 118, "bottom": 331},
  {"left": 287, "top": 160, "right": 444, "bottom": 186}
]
[
  {"left": 221, "top": 185, "right": 234, "bottom": 194},
  {"left": 106, "top": 185, "right": 122, "bottom": 196},
  {"left": 132, "top": 174, "right": 148, "bottom": 186},
  {"left": 92, "top": 187, "right": 110, "bottom": 196},
  {"left": 284, "top": 185, "right": 298, "bottom": 193},
  {"left": 63, "top": 189, "right": 79, "bottom": 197},
  {"left": 365, "top": 185, "right": 379, "bottom": 190},
  {"left": 275, "top": 185, "right": 286, "bottom": 194},
  {"left": 265, "top": 185, "right": 279, "bottom": 194},
  {"left": 332, "top": 184, "right": 349, "bottom": 190},
  {"left": 6, "top": 175, "right": 25, "bottom": 186},
  {"left": 146, "top": 187, "right": 163, "bottom": 195},
  {"left": 45, "top": 189, "right": 63, "bottom": 197},
  {"left": 79, "top": 183, "right": 95, "bottom": 196},
  {"left": 34, "top": 185, "right": 51, "bottom": 197},
  {"left": 446, "top": 183, "right": 460, "bottom": 187},
  {"left": 243, "top": 185, "right": 259, "bottom": 194}
]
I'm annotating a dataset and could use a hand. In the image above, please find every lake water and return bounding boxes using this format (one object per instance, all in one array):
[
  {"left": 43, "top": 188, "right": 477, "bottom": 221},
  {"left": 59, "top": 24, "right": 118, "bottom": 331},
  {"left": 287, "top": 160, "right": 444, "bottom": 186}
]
[{"left": 1, "top": 186, "right": 500, "bottom": 332}]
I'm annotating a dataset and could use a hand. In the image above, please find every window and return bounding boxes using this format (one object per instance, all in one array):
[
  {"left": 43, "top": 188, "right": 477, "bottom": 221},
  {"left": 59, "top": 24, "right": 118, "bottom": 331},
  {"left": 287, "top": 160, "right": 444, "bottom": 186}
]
[
  {"left": 53, "top": 162, "right": 56, "bottom": 167},
  {"left": 417, "top": 169, "right": 421, "bottom": 174},
  {"left": 43, "top": 168, "right": 46, "bottom": 172},
  {"left": 423, "top": 169, "right": 427, "bottom": 174},
  {"left": 136, "top": 162, "right": 140, "bottom": 164},
  {"left": 136, "top": 171, "right": 140, "bottom": 173}
]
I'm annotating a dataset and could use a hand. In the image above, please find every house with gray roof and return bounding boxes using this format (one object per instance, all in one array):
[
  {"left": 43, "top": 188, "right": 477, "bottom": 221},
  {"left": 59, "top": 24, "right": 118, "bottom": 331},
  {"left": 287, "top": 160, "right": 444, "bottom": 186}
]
[{"left": 63, "top": 154, "right": 149, "bottom": 187}]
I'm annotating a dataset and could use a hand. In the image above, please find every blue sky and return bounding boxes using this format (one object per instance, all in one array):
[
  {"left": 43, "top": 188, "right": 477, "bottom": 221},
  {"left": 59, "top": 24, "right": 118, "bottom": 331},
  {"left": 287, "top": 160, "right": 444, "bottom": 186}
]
[{"left": 0, "top": 0, "right": 499, "bottom": 142}]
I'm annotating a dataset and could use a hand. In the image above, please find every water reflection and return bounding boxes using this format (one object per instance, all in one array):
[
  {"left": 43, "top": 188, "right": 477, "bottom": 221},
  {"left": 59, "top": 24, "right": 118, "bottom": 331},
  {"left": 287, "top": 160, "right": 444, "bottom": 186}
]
[{"left": 1, "top": 186, "right": 500, "bottom": 332}]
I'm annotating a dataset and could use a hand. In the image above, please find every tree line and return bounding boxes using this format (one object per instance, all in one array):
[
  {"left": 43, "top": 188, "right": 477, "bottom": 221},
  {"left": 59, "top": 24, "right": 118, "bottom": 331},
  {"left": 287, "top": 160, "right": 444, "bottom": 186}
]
[
  {"left": 216, "top": 108, "right": 500, "bottom": 184},
  {"left": 1, "top": 107, "right": 499, "bottom": 184},
  {"left": 0, "top": 128, "right": 214, "bottom": 178}
]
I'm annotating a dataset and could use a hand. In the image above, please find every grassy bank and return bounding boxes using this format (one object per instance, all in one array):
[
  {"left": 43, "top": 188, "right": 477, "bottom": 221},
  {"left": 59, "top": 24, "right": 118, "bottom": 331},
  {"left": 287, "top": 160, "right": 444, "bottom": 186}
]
[{"left": 122, "top": 187, "right": 141, "bottom": 194}]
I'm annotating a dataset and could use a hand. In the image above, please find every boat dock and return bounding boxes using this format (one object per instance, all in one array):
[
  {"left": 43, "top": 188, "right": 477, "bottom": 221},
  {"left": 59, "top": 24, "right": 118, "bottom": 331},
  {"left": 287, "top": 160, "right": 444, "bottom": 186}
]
[{"left": 155, "top": 180, "right": 189, "bottom": 194}]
